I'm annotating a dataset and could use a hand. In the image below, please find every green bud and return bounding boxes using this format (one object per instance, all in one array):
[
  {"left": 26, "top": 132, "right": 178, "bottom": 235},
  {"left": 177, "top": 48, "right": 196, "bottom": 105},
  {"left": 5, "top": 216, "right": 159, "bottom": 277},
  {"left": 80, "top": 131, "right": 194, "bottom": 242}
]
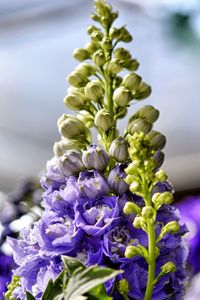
[
  {"left": 129, "top": 105, "right": 159, "bottom": 124},
  {"left": 92, "top": 49, "right": 106, "bottom": 66},
  {"left": 134, "top": 82, "right": 151, "bottom": 100},
  {"left": 94, "top": 109, "right": 115, "bottom": 131},
  {"left": 108, "top": 59, "right": 123, "bottom": 75},
  {"left": 101, "top": 37, "right": 112, "bottom": 50},
  {"left": 118, "top": 279, "right": 129, "bottom": 297},
  {"left": 110, "top": 27, "right": 120, "bottom": 39},
  {"left": 84, "top": 80, "right": 103, "bottom": 102},
  {"left": 125, "top": 161, "right": 140, "bottom": 175},
  {"left": 123, "top": 201, "right": 141, "bottom": 215},
  {"left": 162, "top": 221, "right": 180, "bottom": 234},
  {"left": 75, "top": 63, "right": 96, "bottom": 77},
  {"left": 125, "top": 174, "right": 135, "bottom": 185},
  {"left": 64, "top": 91, "right": 86, "bottom": 111},
  {"left": 73, "top": 48, "right": 89, "bottom": 61},
  {"left": 127, "top": 118, "right": 152, "bottom": 135},
  {"left": 77, "top": 110, "right": 94, "bottom": 128},
  {"left": 85, "top": 41, "right": 99, "bottom": 54},
  {"left": 91, "top": 13, "right": 100, "bottom": 22},
  {"left": 155, "top": 169, "right": 168, "bottom": 181},
  {"left": 109, "top": 136, "right": 129, "bottom": 162},
  {"left": 58, "top": 114, "right": 88, "bottom": 139},
  {"left": 126, "top": 59, "right": 139, "bottom": 71},
  {"left": 124, "top": 245, "right": 141, "bottom": 258},
  {"left": 87, "top": 25, "right": 99, "bottom": 35},
  {"left": 67, "top": 71, "right": 88, "bottom": 87},
  {"left": 114, "top": 48, "right": 131, "bottom": 61},
  {"left": 152, "top": 192, "right": 174, "bottom": 210},
  {"left": 148, "top": 130, "right": 166, "bottom": 150},
  {"left": 141, "top": 206, "right": 156, "bottom": 223},
  {"left": 160, "top": 262, "right": 176, "bottom": 275},
  {"left": 122, "top": 73, "right": 142, "bottom": 90},
  {"left": 91, "top": 30, "right": 104, "bottom": 42},
  {"left": 118, "top": 27, "right": 133, "bottom": 43},
  {"left": 113, "top": 87, "right": 132, "bottom": 106},
  {"left": 129, "top": 181, "right": 140, "bottom": 193}
]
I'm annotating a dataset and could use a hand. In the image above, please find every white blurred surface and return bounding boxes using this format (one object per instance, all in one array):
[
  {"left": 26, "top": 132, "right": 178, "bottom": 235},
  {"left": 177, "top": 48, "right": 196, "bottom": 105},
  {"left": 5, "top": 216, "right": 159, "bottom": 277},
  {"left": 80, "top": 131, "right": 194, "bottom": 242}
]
[{"left": 0, "top": 0, "right": 200, "bottom": 192}]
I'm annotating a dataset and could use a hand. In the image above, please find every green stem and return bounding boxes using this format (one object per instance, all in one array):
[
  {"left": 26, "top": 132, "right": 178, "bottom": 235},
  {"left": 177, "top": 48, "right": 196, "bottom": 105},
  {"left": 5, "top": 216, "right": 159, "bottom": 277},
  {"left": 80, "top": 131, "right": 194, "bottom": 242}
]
[
  {"left": 144, "top": 222, "right": 156, "bottom": 300},
  {"left": 143, "top": 178, "right": 156, "bottom": 300}
]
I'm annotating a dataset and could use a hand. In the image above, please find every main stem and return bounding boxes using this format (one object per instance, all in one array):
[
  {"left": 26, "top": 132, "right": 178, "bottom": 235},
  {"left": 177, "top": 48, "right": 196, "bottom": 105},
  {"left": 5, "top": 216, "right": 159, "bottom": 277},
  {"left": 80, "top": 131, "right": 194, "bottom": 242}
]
[{"left": 143, "top": 180, "right": 156, "bottom": 300}]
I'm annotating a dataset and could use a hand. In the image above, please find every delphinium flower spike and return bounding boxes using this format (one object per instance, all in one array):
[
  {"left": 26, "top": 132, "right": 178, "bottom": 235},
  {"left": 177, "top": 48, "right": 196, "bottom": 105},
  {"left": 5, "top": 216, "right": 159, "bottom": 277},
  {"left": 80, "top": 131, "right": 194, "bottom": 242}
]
[{"left": 8, "top": 1, "right": 188, "bottom": 299}]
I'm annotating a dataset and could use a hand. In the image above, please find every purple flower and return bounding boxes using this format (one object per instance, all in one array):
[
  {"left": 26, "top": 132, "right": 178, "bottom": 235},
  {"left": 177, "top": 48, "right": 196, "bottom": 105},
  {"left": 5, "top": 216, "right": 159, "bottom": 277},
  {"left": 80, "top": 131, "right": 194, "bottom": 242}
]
[
  {"left": 107, "top": 163, "right": 129, "bottom": 195},
  {"left": 176, "top": 196, "right": 200, "bottom": 275},
  {"left": 82, "top": 144, "right": 110, "bottom": 172}
]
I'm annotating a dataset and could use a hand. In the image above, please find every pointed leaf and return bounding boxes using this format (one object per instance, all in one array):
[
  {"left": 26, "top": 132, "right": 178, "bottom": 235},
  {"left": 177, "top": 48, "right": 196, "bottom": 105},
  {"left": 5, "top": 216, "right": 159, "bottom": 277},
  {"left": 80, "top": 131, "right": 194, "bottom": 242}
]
[
  {"left": 26, "top": 291, "right": 36, "bottom": 300},
  {"left": 42, "top": 270, "right": 65, "bottom": 300},
  {"left": 63, "top": 265, "right": 123, "bottom": 300},
  {"left": 62, "top": 255, "right": 85, "bottom": 276}
]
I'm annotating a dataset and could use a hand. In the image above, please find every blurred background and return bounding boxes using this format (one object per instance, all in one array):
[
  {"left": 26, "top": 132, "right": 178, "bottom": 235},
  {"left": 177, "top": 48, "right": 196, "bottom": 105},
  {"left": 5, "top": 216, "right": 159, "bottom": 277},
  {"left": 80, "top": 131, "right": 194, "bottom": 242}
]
[{"left": 0, "top": 0, "right": 200, "bottom": 195}]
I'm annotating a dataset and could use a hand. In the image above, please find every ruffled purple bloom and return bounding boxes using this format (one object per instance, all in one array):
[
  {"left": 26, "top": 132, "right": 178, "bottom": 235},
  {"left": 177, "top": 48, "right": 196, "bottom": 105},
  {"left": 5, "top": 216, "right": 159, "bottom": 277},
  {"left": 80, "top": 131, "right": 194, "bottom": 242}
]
[{"left": 10, "top": 148, "right": 188, "bottom": 299}]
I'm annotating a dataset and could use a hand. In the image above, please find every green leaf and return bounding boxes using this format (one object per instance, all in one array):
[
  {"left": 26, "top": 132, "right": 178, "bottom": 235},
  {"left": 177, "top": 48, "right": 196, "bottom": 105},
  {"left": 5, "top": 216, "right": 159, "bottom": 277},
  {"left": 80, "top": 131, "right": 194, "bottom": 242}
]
[
  {"left": 41, "top": 270, "right": 65, "bottom": 300},
  {"left": 26, "top": 291, "right": 36, "bottom": 300},
  {"left": 62, "top": 255, "right": 85, "bottom": 276},
  {"left": 87, "top": 284, "right": 113, "bottom": 300},
  {"left": 63, "top": 264, "right": 123, "bottom": 300}
]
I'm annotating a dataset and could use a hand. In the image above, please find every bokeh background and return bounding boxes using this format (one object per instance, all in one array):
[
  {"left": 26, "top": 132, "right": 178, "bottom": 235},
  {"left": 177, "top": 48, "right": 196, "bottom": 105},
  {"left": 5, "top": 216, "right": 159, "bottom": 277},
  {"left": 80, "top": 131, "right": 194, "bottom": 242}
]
[
  {"left": 0, "top": 0, "right": 200, "bottom": 298},
  {"left": 1, "top": 0, "right": 200, "bottom": 195}
]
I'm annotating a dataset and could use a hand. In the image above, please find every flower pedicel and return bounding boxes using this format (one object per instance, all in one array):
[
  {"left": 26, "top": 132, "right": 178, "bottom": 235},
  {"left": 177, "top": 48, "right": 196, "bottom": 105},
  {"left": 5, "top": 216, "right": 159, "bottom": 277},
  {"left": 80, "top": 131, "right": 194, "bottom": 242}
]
[{"left": 7, "top": 1, "right": 188, "bottom": 299}]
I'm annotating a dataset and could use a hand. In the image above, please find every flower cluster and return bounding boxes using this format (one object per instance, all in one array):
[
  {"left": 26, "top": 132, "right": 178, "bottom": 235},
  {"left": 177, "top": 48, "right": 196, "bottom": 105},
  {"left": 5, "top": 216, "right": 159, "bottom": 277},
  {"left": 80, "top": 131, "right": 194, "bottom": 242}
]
[{"left": 9, "top": 147, "right": 188, "bottom": 299}]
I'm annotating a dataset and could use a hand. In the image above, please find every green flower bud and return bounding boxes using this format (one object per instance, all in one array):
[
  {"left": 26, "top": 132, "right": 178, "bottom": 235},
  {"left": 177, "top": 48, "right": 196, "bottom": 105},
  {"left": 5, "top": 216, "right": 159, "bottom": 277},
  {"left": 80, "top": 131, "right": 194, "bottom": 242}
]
[
  {"left": 91, "top": 13, "right": 100, "bottom": 22},
  {"left": 87, "top": 25, "right": 99, "bottom": 35},
  {"left": 160, "top": 262, "right": 176, "bottom": 275},
  {"left": 124, "top": 246, "right": 141, "bottom": 258},
  {"left": 58, "top": 114, "right": 88, "bottom": 139},
  {"left": 125, "top": 161, "right": 140, "bottom": 175},
  {"left": 108, "top": 59, "right": 122, "bottom": 75},
  {"left": 92, "top": 49, "right": 106, "bottom": 66},
  {"left": 152, "top": 192, "right": 174, "bottom": 210},
  {"left": 163, "top": 221, "right": 180, "bottom": 235},
  {"left": 118, "top": 27, "right": 133, "bottom": 43},
  {"left": 127, "top": 118, "right": 152, "bottom": 135},
  {"left": 133, "top": 216, "right": 143, "bottom": 229},
  {"left": 148, "top": 130, "right": 166, "bottom": 150},
  {"left": 110, "top": 27, "right": 120, "bottom": 39},
  {"left": 75, "top": 63, "right": 96, "bottom": 77},
  {"left": 101, "top": 37, "right": 112, "bottom": 50},
  {"left": 126, "top": 59, "right": 139, "bottom": 71},
  {"left": 94, "top": 109, "right": 114, "bottom": 131},
  {"left": 67, "top": 71, "right": 88, "bottom": 87},
  {"left": 134, "top": 82, "right": 151, "bottom": 100},
  {"left": 123, "top": 201, "right": 141, "bottom": 215},
  {"left": 153, "top": 150, "right": 165, "bottom": 169},
  {"left": 125, "top": 174, "right": 135, "bottom": 185},
  {"left": 109, "top": 137, "right": 129, "bottom": 162},
  {"left": 141, "top": 206, "right": 156, "bottom": 223},
  {"left": 114, "top": 48, "right": 131, "bottom": 61},
  {"left": 129, "top": 181, "right": 140, "bottom": 193},
  {"left": 91, "top": 30, "right": 104, "bottom": 42},
  {"left": 113, "top": 87, "right": 132, "bottom": 106},
  {"left": 73, "top": 48, "right": 89, "bottom": 61},
  {"left": 85, "top": 41, "right": 99, "bottom": 54},
  {"left": 155, "top": 169, "right": 168, "bottom": 181},
  {"left": 118, "top": 279, "right": 129, "bottom": 297},
  {"left": 54, "top": 138, "right": 87, "bottom": 157},
  {"left": 84, "top": 80, "right": 103, "bottom": 102},
  {"left": 77, "top": 110, "right": 94, "bottom": 128},
  {"left": 64, "top": 91, "right": 86, "bottom": 111},
  {"left": 122, "top": 73, "right": 142, "bottom": 90},
  {"left": 129, "top": 105, "right": 159, "bottom": 124}
]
